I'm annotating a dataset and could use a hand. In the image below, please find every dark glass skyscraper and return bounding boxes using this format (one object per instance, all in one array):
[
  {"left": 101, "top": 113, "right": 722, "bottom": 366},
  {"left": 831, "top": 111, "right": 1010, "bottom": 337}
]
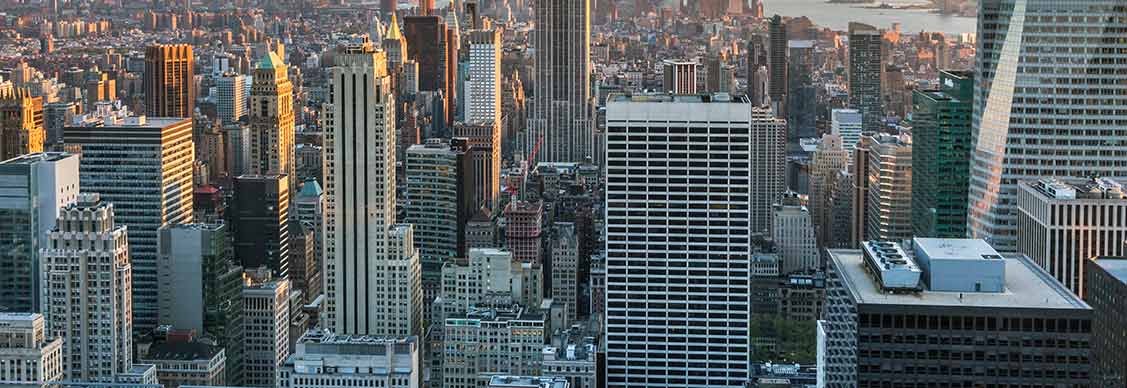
[
  {"left": 847, "top": 22, "right": 883, "bottom": 132},
  {"left": 911, "top": 70, "right": 973, "bottom": 238}
]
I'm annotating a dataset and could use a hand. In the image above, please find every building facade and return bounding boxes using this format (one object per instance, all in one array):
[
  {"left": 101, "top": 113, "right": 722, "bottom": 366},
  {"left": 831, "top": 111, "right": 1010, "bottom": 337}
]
[
  {"left": 528, "top": 0, "right": 592, "bottom": 163},
  {"left": 911, "top": 70, "right": 972, "bottom": 238},
  {"left": 1085, "top": 258, "right": 1127, "bottom": 386},
  {"left": 405, "top": 139, "right": 474, "bottom": 305},
  {"left": 242, "top": 274, "right": 290, "bottom": 388},
  {"left": 465, "top": 29, "right": 501, "bottom": 125},
  {"left": 231, "top": 174, "right": 291, "bottom": 277},
  {"left": 248, "top": 52, "right": 296, "bottom": 186},
  {"left": 864, "top": 133, "right": 912, "bottom": 242},
  {"left": 772, "top": 193, "right": 818, "bottom": 274},
  {"left": 277, "top": 330, "right": 419, "bottom": 388},
  {"left": 847, "top": 23, "right": 882, "bottom": 132},
  {"left": 549, "top": 222, "right": 579, "bottom": 322},
  {"left": 0, "top": 313, "right": 63, "bottom": 385},
  {"left": 144, "top": 44, "right": 195, "bottom": 118},
  {"left": 0, "top": 88, "right": 45, "bottom": 160}
]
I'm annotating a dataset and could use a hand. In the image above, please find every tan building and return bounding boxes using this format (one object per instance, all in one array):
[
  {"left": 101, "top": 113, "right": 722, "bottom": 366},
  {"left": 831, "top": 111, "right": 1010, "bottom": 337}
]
[
  {"left": 864, "top": 133, "right": 913, "bottom": 242},
  {"left": 453, "top": 121, "right": 500, "bottom": 210},
  {"left": 248, "top": 51, "right": 295, "bottom": 191},
  {"left": 0, "top": 313, "right": 63, "bottom": 385},
  {"left": 144, "top": 44, "right": 194, "bottom": 118},
  {"left": 242, "top": 271, "right": 290, "bottom": 388},
  {"left": 139, "top": 342, "right": 226, "bottom": 388},
  {"left": 810, "top": 133, "right": 849, "bottom": 247},
  {"left": 0, "top": 87, "right": 45, "bottom": 160}
]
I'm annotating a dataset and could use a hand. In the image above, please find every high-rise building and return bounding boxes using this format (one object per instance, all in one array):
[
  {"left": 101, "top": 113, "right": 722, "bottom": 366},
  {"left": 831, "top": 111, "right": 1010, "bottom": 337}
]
[
  {"left": 1016, "top": 178, "right": 1127, "bottom": 297},
  {"left": 65, "top": 115, "right": 194, "bottom": 332},
  {"left": 809, "top": 134, "right": 848, "bottom": 247},
  {"left": 42, "top": 193, "right": 132, "bottom": 382},
  {"left": 830, "top": 108, "right": 862, "bottom": 154},
  {"left": 1085, "top": 257, "right": 1127, "bottom": 387},
  {"left": 504, "top": 200, "right": 543, "bottom": 265},
  {"left": 864, "top": 133, "right": 912, "bottom": 242},
  {"left": 156, "top": 223, "right": 246, "bottom": 386},
  {"left": 215, "top": 73, "right": 248, "bottom": 125},
  {"left": 442, "top": 304, "right": 546, "bottom": 388},
  {"left": 605, "top": 93, "right": 760, "bottom": 388},
  {"left": 849, "top": 137, "right": 872, "bottom": 247},
  {"left": 0, "top": 313, "right": 63, "bottom": 385},
  {"left": 661, "top": 60, "right": 697, "bottom": 95},
  {"left": 821, "top": 239, "right": 1092, "bottom": 386},
  {"left": 528, "top": 0, "right": 592, "bottom": 164},
  {"left": 323, "top": 38, "right": 421, "bottom": 337},
  {"left": 241, "top": 272, "right": 290, "bottom": 388},
  {"left": 786, "top": 40, "right": 816, "bottom": 138},
  {"left": 294, "top": 178, "right": 323, "bottom": 281},
  {"left": 549, "top": 222, "right": 578, "bottom": 322},
  {"left": 465, "top": 29, "right": 501, "bottom": 125},
  {"left": 752, "top": 104, "right": 787, "bottom": 235},
  {"left": 847, "top": 22, "right": 883, "bottom": 132},
  {"left": 231, "top": 174, "right": 291, "bottom": 277},
  {"left": 248, "top": 52, "right": 296, "bottom": 186},
  {"left": 384, "top": 12, "right": 407, "bottom": 69},
  {"left": 277, "top": 329, "right": 419, "bottom": 388},
  {"left": 405, "top": 138, "right": 474, "bottom": 305},
  {"left": 911, "top": 70, "right": 972, "bottom": 238},
  {"left": 767, "top": 15, "right": 787, "bottom": 112},
  {"left": 772, "top": 192, "right": 818, "bottom": 274},
  {"left": 144, "top": 44, "right": 195, "bottom": 118},
  {"left": 453, "top": 122, "right": 500, "bottom": 210},
  {"left": 404, "top": 16, "right": 452, "bottom": 126},
  {"left": 969, "top": 0, "right": 1127, "bottom": 251},
  {"left": 43, "top": 102, "right": 75, "bottom": 146},
  {"left": 0, "top": 153, "right": 78, "bottom": 313},
  {"left": 746, "top": 35, "right": 768, "bottom": 106},
  {"left": 0, "top": 88, "right": 45, "bottom": 160},
  {"left": 84, "top": 74, "right": 116, "bottom": 112}
]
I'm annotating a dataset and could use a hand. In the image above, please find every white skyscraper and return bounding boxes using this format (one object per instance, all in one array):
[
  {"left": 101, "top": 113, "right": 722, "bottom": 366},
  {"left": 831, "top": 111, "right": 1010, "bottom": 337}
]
[
  {"left": 323, "top": 37, "right": 422, "bottom": 337},
  {"left": 464, "top": 29, "right": 501, "bottom": 125},
  {"left": 605, "top": 93, "right": 759, "bottom": 388},
  {"left": 830, "top": 108, "right": 862, "bottom": 154},
  {"left": 751, "top": 105, "right": 787, "bottom": 234},
  {"left": 969, "top": 0, "right": 1127, "bottom": 251},
  {"left": 528, "top": 0, "right": 592, "bottom": 164},
  {"left": 773, "top": 193, "right": 818, "bottom": 275},
  {"left": 41, "top": 193, "right": 132, "bottom": 382},
  {"left": 216, "top": 73, "right": 248, "bottom": 125},
  {"left": 242, "top": 272, "right": 291, "bottom": 388}
]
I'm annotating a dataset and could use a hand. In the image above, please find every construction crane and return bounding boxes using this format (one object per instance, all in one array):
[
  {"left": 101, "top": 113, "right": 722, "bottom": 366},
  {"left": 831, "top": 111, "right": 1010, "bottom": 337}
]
[{"left": 518, "top": 135, "right": 543, "bottom": 200}]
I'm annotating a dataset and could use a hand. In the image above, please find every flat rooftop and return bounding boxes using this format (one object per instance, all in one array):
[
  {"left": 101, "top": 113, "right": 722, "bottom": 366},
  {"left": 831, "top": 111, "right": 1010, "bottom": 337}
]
[
  {"left": 608, "top": 92, "right": 749, "bottom": 104},
  {"left": 828, "top": 249, "right": 1088, "bottom": 310},
  {"left": 0, "top": 152, "right": 75, "bottom": 165},
  {"left": 487, "top": 376, "right": 568, "bottom": 388},
  {"left": 1093, "top": 258, "right": 1127, "bottom": 284},
  {"left": 914, "top": 238, "right": 1003, "bottom": 261}
]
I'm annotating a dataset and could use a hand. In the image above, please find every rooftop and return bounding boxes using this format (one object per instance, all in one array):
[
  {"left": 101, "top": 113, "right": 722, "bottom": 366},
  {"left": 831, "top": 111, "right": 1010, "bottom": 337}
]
[
  {"left": 142, "top": 341, "right": 222, "bottom": 362},
  {"left": 1024, "top": 177, "right": 1127, "bottom": 200},
  {"left": 828, "top": 249, "right": 1088, "bottom": 310},
  {"left": 608, "top": 92, "right": 748, "bottom": 104},
  {"left": 0, "top": 152, "right": 76, "bottom": 165},
  {"left": 1092, "top": 258, "right": 1127, "bottom": 284},
  {"left": 487, "top": 376, "right": 569, "bottom": 388},
  {"left": 913, "top": 238, "right": 1003, "bottom": 261}
]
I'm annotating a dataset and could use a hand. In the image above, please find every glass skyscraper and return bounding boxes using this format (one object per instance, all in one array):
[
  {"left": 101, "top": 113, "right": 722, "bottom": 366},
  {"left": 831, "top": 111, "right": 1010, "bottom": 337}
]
[{"left": 912, "top": 70, "right": 973, "bottom": 238}]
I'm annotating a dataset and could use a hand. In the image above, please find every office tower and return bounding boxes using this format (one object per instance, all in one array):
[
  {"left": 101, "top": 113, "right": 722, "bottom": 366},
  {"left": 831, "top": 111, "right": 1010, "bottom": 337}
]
[
  {"left": 384, "top": 13, "right": 407, "bottom": 69},
  {"left": 702, "top": 53, "right": 728, "bottom": 94},
  {"left": 288, "top": 220, "right": 318, "bottom": 301},
  {"left": 751, "top": 105, "right": 787, "bottom": 234},
  {"left": 767, "top": 15, "right": 787, "bottom": 109},
  {"left": 85, "top": 74, "right": 116, "bottom": 111},
  {"left": 847, "top": 22, "right": 883, "bottom": 132},
  {"left": 0, "top": 313, "right": 63, "bottom": 385},
  {"left": 216, "top": 73, "right": 248, "bottom": 125},
  {"left": 443, "top": 304, "right": 546, "bottom": 388},
  {"left": 242, "top": 272, "right": 290, "bottom": 388},
  {"left": 911, "top": 70, "right": 972, "bottom": 238},
  {"left": 43, "top": 102, "right": 75, "bottom": 146},
  {"left": 773, "top": 193, "right": 818, "bottom": 274},
  {"left": 42, "top": 194, "right": 132, "bottom": 382},
  {"left": 444, "top": 9, "right": 460, "bottom": 123},
  {"left": 969, "top": 1, "right": 1127, "bottom": 251},
  {"left": 1015, "top": 178, "right": 1127, "bottom": 297},
  {"left": 786, "top": 40, "right": 815, "bottom": 138},
  {"left": 849, "top": 138, "right": 872, "bottom": 247},
  {"left": 295, "top": 178, "right": 323, "bottom": 275},
  {"left": 821, "top": 239, "right": 1092, "bottom": 386},
  {"left": 404, "top": 16, "right": 451, "bottom": 125},
  {"left": 231, "top": 174, "right": 290, "bottom": 277},
  {"left": 550, "top": 222, "right": 578, "bottom": 322},
  {"left": 529, "top": 0, "right": 592, "bottom": 164},
  {"left": 278, "top": 330, "right": 419, "bottom": 388},
  {"left": 324, "top": 38, "right": 422, "bottom": 337},
  {"left": 504, "top": 200, "right": 544, "bottom": 265},
  {"left": 1085, "top": 258, "right": 1127, "bottom": 386},
  {"left": 828, "top": 169, "right": 854, "bottom": 248},
  {"left": 65, "top": 115, "right": 194, "bottom": 332},
  {"left": 831, "top": 109, "right": 862, "bottom": 155},
  {"left": 0, "top": 88, "right": 45, "bottom": 160},
  {"left": 156, "top": 223, "right": 245, "bottom": 385},
  {"left": 661, "top": 60, "right": 697, "bottom": 94},
  {"left": 809, "top": 134, "right": 848, "bottom": 247},
  {"left": 465, "top": 29, "right": 502, "bottom": 125},
  {"left": 864, "top": 133, "right": 912, "bottom": 241},
  {"left": 248, "top": 53, "right": 296, "bottom": 186},
  {"left": 144, "top": 44, "right": 195, "bottom": 118},
  {"left": 405, "top": 139, "right": 474, "bottom": 305},
  {"left": 0, "top": 153, "right": 78, "bottom": 313},
  {"left": 453, "top": 122, "right": 500, "bottom": 210},
  {"left": 605, "top": 94, "right": 759, "bottom": 388},
  {"left": 747, "top": 35, "right": 768, "bottom": 106}
]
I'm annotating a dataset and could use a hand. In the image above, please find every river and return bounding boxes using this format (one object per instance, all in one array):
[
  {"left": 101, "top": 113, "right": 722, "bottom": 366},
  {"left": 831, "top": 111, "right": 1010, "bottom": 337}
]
[{"left": 764, "top": 0, "right": 977, "bottom": 35}]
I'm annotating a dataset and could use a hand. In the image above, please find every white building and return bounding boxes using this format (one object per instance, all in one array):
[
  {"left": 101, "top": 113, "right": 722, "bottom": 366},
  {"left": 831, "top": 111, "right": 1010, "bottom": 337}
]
[
  {"left": 439, "top": 248, "right": 516, "bottom": 318},
  {"left": 549, "top": 223, "right": 578, "bottom": 323},
  {"left": 41, "top": 193, "right": 132, "bottom": 382},
  {"left": 277, "top": 329, "right": 418, "bottom": 388},
  {"left": 1017, "top": 178, "right": 1127, "bottom": 297},
  {"left": 323, "top": 36, "right": 422, "bottom": 337},
  {"left": 443, "top": 304, "right": 545, "bottom": 388},
  {"left": 772, "top": 193, "right": 818, "bottom": 275},
  {"left": 864, "top": 133, "right": 913, "bottom": 242},
  {"left": 0, "top": 152, "right": 79, "bottom": 313},
  {"left": 465, "top": 29, "right": 501, "bottom": 125},
  {"left": 830, "top": 109, "right": 862, "bottom": 154},
  {"left": 488, "top": 376, "right": 569, "bottom": 388},
  {"left": 242, "top": 273, "right": 291, "bottom": 388},
  {"left": 0, "top": 313, "right": 63, "bottom": 385},
  {"left": 604, "top": 93, "right": 764, "bottom": 387},
  {"left": 216, "top": 73, "right": 248, "bottom": 125},
  {"left": 65, "top": 115, "right": 195, "bottom": 331}
]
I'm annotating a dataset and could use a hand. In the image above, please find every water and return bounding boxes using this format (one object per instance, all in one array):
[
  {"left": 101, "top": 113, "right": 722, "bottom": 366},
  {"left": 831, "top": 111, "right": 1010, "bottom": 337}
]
[{"left": 764, "top": 0, "right": 977, "bottom": 35}]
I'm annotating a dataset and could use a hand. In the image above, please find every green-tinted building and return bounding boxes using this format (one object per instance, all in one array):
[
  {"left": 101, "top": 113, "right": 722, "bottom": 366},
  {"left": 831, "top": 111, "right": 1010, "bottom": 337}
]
[{"left": 911, "top": 70, "right": 973, "bottom": 238}]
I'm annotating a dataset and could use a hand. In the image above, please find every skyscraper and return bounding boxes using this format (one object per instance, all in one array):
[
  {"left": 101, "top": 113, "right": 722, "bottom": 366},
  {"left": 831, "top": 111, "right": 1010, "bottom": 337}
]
[
  {"left": 248, "top": 52, "right": 295, "bottom": 186},
  {"left": 809, "top": 134, "right": 848, "bottom": 247},
  {"left": 773, "top": 192, "right": 818, "bottom": 274},
  {"left": 751, "top": 105, "right": 787, "bottom": 234},
  {"left": 549, "top": 222, "right": 578, "bottom": 322},
  {"left": 0, "top": 88, "right": 45, "bottom": 161},
  {"left": 383, "top": 12, "right": 407, "bottom": 69},
  {"left": 144, "top": 44, "right": 195, "bottom": 118},
  {"left": 847, "top": 22, "right": 883, "bottom": 132},
  {"left": 911, "top": 70, "right": 972, "bottom": 238},
  {"left": 465, "top": 29, "right": 501, "bottom": 125},
  {"left": 0, "top": 152, "right": 78, "bottom": 313},
  {"left": 42, "top": 193, "right": 132, "bottom": 382},
  {"left": 661, "top": 60, "right": 697, "bottom": 95},
  {"left": 215, "top": 73, "right": 248, "bottom": 125},
  {"left": 605, "top": 93, "right": 758, "bottom": 388},
  {"left": 405, "top": 138, "right": 474, "bottom": 306},
  {"left": 864, "top": 133, "right": 912, "bottom": 241},
  {"left": 529, "top": 0, "right": 592, "bottom": 163},
  {"left": 241, "top": 272, "right": 290, "bottom": 388},
  {"left": 830, "top": 108, "right": 863, "bottom": 154},
  {"left": 323, "top": 38, "right": 422, "bottom": 337},
  {"left": 786, "top": 40, "right": 816, "bottom": 138},
  {"left": 767, "top": 15, "right": 787, "bottom": 113},
  {"left": 969, "top": 0, "right": 1127, "bottom": 251},
  {"left": 453, "top": 122, "right": 500, "bottom": 210},
  {"left": 404, "top": 16, "right": 452, "bottom": 126},
  {"left": 231, "top": 174, "right": 291, "bottom": 277},
  {"left": 65, "top": 114, "right": 194, "bottom": 332}
]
